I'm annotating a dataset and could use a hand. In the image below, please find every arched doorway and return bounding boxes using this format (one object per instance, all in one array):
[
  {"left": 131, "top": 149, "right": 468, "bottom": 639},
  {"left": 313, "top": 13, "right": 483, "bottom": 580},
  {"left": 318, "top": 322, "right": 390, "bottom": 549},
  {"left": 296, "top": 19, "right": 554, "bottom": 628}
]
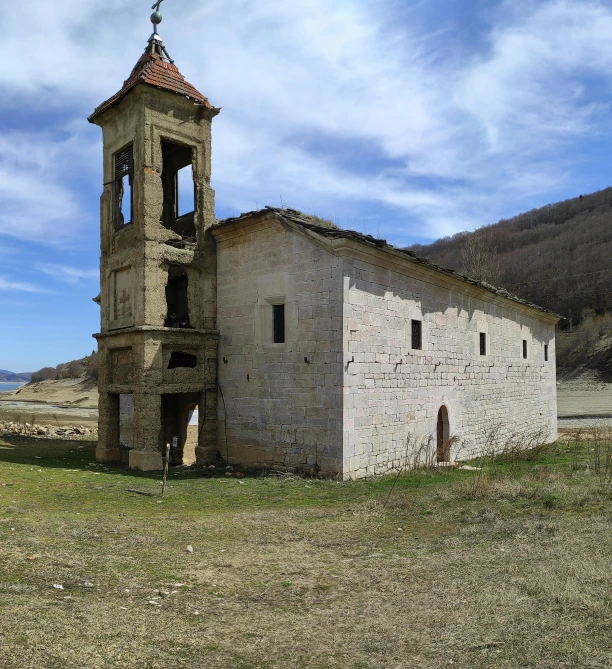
[{"left": 436, "top": 406, "right": 450, "bottom": 463}]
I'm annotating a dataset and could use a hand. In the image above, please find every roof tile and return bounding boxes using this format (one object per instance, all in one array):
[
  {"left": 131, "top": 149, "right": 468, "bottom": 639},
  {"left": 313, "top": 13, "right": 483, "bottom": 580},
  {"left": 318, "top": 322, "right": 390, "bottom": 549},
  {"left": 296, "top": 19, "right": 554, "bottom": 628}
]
[
  {"left": 214, "top": 207, "right": 561, "bottom": 319},
  {"left": 89, "top": 51, "right": 216, "bottom": 122}
]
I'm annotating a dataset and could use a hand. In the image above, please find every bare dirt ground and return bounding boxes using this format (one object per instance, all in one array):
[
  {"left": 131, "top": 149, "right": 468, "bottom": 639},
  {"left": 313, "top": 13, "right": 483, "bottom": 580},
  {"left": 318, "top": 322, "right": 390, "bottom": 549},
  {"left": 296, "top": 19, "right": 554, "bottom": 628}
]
[
  {"left": 0, "top": 378, "right": 98, "bottom": 409},
  {"left": 1, "top": 436, "right": 611, "bottom": 669},
  {"left": 0, "top": 379, "right": 99, "bottom": 427},
  {"left": 557, "top": 371, "right": 612, "bottom": 431}
]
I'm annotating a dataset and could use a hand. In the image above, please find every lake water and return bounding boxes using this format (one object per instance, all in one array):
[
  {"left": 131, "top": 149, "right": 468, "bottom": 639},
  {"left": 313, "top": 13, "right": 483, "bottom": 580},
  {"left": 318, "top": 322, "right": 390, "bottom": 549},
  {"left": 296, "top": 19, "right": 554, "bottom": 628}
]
[{"left": 0, "top": 383, "right": 23, "bottom": 393}]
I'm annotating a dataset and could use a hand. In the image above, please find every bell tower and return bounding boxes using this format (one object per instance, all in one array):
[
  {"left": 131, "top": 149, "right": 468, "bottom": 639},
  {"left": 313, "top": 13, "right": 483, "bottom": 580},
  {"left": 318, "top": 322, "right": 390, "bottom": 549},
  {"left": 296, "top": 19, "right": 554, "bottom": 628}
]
[{"left": 89, "top": 6, "right": 219, "bottom": 470}]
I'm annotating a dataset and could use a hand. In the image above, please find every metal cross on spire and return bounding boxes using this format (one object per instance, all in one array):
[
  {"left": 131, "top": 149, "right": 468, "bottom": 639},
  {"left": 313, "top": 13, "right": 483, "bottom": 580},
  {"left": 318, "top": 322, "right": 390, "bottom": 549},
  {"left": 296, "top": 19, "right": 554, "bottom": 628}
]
[
  {"left": 150, "top": 0, "right": 165, "bottom": 34},
  {"left": 148, "top": 0, "right": 173, "bottom": 63}
]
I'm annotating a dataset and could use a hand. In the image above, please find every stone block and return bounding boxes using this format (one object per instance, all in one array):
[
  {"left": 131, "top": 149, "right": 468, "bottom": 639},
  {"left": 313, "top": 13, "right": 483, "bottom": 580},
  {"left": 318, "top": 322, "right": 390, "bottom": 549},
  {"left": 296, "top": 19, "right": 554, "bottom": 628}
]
[{"left": 129, "top": 450, "right": 163, "bottom": 471}]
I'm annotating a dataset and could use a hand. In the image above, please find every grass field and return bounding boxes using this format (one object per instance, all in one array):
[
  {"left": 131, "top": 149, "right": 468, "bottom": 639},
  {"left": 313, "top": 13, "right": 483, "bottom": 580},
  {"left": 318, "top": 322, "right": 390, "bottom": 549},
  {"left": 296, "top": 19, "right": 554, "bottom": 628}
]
[{"left": 0, "top": 434, "right": 611, "bottom": 669}]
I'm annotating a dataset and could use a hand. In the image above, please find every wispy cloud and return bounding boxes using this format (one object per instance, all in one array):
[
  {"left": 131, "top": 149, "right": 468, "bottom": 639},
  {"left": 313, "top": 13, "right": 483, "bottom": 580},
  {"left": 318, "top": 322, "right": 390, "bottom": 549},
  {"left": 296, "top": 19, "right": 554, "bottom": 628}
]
[
  {"left": 0, "top": 132, "right": 86, "bottom": 245},
  {"left": 1, "top": 0, "right": 612, "bottom": 249},
  {"left": 0, "top": 277, "right": 50, "bottom": 293},
  {"left": 37, "top": 264, "right": 99, "bottom": 284}
]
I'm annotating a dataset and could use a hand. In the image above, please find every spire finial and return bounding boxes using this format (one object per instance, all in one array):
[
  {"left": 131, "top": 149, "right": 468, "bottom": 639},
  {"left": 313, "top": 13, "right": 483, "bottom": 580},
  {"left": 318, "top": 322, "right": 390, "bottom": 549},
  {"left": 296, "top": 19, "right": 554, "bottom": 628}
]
[
  {"left": 151, "top": 0, "right": 165, "bottom": 35},
  {"left": 147, "top": 0, "right": 173, "bottom": 63}
]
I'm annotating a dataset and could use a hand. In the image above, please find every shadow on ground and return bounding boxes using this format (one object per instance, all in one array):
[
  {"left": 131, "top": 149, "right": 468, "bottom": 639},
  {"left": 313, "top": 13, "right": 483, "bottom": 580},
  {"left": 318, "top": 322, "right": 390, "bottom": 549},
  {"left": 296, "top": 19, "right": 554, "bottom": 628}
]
[{"left": 0, "top": 435, "right": 236, "bottom": 482}]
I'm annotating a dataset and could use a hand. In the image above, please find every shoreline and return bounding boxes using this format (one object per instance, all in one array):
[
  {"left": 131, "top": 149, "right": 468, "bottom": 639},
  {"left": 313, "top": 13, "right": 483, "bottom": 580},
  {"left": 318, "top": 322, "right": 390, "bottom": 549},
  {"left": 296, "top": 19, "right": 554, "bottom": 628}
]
[{"left": 0, "top": 379, "right": 99, "bottom": 427}]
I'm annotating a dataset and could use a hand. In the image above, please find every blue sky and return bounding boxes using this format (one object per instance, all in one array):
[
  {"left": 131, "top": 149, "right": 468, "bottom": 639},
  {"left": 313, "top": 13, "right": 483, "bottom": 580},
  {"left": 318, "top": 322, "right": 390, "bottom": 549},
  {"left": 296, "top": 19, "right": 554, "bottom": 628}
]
[{"left": 2, "top": 0, "right": 612, "bottom": 371}]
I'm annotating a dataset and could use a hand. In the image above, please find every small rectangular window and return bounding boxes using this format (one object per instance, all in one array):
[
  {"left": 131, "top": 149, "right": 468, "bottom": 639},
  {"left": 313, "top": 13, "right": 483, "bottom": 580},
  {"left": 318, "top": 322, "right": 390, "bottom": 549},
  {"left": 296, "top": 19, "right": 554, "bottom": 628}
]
[
  {"left": 168, "top": 351, "right": 197, "bottom": 369},
  {"left": 114, "top": 145, "right": 133, "bottom": 229},
  {"left": 411, "top": 320, "right": 422, "bottom": 350},
  {"left": 523, "top": 339, "right": 528, "bottom": 359},
  {"left": 479, "top": 332, "right": 486, "bottom": 356},
  {"left": 544, "top": 344, "right": 548, "bottom": 362},
  {"left": 273, "top": 304, "right": 285, "bottom": 344}
]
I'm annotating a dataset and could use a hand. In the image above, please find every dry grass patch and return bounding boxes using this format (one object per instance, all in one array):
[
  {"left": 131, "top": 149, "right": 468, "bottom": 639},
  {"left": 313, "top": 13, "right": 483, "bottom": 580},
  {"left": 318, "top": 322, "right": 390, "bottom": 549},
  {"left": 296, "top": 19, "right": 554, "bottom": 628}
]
[{"left": 0, "top": 435, "right": 610, "bottom": 668}]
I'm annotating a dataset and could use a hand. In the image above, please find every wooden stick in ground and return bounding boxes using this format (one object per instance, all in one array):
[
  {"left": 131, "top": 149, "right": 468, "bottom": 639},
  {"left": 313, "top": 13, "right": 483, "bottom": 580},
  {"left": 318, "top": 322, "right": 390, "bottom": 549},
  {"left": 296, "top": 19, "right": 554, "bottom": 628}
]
[{"left": 161, "top": 442, "right": 170, "bottom": 498}]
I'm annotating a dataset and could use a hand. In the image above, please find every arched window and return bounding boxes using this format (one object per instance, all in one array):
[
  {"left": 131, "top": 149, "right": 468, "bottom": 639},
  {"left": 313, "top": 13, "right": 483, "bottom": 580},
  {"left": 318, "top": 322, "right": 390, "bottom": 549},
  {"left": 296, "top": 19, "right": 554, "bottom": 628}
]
[{"left": 436, "top": 406, "right": 450, "bottom": 463}]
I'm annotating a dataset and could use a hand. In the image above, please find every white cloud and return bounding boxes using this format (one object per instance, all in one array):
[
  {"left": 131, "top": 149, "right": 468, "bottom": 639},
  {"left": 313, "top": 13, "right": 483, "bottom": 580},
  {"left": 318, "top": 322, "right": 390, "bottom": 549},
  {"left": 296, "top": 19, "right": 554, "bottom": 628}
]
[
  {"left": 1, "top": 0, "right": 612, "bottom": 247},
  {"left": 36, "top": 264, "right": 99, "bottom": 284},
  {"left": 0, "top": 131, "right": 87, "bottom": 245},
  {"left": 456, "top": 1, "right": 612, "bottom": 153},
  {"left": 0, "top": 277, "right": 49, "bottom": 293}
]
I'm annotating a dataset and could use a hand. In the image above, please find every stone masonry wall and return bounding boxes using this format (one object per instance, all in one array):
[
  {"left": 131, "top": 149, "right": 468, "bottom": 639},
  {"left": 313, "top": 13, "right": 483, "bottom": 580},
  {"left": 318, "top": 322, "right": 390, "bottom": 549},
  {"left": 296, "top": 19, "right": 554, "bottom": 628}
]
[
  {"left": 215, "top": 218, "right": 344, "bottom": 474},
  {"left": 342, "top": 255, "right": 557, "bottom": 479}
]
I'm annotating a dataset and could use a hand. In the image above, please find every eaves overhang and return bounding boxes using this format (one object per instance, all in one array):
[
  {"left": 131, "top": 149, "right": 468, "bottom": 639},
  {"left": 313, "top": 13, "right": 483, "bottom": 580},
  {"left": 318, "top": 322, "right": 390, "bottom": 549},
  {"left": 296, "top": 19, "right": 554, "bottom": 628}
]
[{"left": 212, "top": 207, "right": 562, "bottom": 324}]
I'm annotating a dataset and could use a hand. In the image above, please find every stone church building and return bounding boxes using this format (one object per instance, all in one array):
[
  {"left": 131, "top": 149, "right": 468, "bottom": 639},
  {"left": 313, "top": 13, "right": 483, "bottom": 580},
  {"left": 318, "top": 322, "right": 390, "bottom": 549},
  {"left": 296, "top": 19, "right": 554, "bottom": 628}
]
[{"left": 89, "top": 24, "right": 558, "bottom": 479}]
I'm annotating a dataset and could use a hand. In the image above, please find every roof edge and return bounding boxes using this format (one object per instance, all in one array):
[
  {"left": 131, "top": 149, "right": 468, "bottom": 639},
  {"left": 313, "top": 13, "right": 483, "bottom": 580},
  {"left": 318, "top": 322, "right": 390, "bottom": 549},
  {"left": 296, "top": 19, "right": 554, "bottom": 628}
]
[
  {"left": 213, "top": 207, "right": 562, "bottom": 321},
  {"left": 88, "top": 50, "right": 218, "bottom": 124}
]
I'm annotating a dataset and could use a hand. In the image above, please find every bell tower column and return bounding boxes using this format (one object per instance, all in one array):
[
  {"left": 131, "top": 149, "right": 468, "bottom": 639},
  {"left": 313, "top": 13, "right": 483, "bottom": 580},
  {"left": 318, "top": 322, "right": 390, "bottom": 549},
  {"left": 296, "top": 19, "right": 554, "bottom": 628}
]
[{"left": 89, "top": 7, "right": 220, "bottom": 470}]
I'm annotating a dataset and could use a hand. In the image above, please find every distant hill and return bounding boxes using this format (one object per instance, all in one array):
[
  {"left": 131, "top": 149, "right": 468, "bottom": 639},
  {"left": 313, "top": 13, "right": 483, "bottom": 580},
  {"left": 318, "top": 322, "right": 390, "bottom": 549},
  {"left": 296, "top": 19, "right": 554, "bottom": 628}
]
[
  {"left": 30, "top": 352, "right": 98, "bottom": 384},
  {"left": 410, "top": 186, "right": 612, "bottom": 327},
  {"left": 0, "top": 370, "right": 32, "bottom": 382},
  {"left": 409, "top": 187, "right": 612, "bottom": 376}
]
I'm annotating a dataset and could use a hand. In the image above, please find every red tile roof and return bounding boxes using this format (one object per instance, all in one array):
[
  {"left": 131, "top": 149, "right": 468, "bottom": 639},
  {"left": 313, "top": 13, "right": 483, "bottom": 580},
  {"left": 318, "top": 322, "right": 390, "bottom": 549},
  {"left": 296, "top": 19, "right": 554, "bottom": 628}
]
[{"left": 89, "top": 51, "right": 217, "bottom": 122}]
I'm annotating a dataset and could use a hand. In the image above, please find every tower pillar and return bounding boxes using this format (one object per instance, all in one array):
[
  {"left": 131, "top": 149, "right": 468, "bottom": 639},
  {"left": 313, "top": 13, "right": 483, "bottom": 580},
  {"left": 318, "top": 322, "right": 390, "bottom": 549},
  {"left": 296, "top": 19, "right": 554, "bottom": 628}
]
[
  {"left": 129, "top": 392, "right": 163, "bottom": 470},
  {"left": 89, "top": 15, "right": 220, "bottom": 471},
  {"left": 96, "top": 393, "right": 121, "bottom": 463}
]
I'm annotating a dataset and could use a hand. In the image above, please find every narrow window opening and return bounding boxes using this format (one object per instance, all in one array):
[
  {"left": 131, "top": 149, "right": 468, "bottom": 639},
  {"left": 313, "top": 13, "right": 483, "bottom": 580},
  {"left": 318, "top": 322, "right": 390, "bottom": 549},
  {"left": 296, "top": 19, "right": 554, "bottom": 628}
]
[
  {"left": 479, "top": 332, "right": 486, "bottom": 356},
  {"left": 411, "top": 319, "right": 422, "bottom": 350},
  {"left": 165, "top": 265, "right": 191, "bottom": 328},
  {"left": 114, "top": 145, "right": 133, "bottom": 229},
  {"left": 544, "top": 344, "right": 549, "bottom": 362},
  {"left": 161, "top": 140, "right": 195, "bottom": 237},
  {"left": 522, "top": 339, "right": 528, "bottom": 359},
  {"left": 273, "top": 304, "right": 285, "bottom": 344},
  {"left": 168, "top": 351, "right": 197, "bottom": 369}
]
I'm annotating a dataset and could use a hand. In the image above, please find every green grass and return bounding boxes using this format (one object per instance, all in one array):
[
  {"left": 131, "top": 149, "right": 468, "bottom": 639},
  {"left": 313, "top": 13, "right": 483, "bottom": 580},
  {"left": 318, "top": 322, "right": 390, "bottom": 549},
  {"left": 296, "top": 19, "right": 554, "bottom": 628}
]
[{"left": 0, "top": 435, "right": 611, "bottom": 668}]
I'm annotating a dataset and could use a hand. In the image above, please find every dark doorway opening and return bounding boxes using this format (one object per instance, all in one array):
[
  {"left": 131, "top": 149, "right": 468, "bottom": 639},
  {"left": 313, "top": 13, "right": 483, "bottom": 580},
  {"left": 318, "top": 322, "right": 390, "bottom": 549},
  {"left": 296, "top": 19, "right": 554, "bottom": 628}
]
[
  {"left": 165, "top": 265, "right": 191, "bottom": 328},
  {"left": 436, "top": 406, "right": 450, "bottom": 463},
  {"left": 160, "top": 392, "right": 201, "bottom": 465}
]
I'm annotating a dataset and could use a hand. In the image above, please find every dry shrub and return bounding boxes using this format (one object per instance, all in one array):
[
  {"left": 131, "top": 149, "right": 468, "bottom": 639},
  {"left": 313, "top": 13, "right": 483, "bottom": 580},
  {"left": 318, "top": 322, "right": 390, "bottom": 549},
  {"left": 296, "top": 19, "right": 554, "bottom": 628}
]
[
  {"left": 471, "top": 508, "right": 500, "bottom": 523},
  {"left": 409, "top": 434, "right": 437, "bottom": 470},
  {"left": 566, "top": 426, "right": 612, "bottom": 490},
  {"left": 408, "top": 433, "right": 460, "bottom": 470},
  {"left": 381, "top": 494, "right": 413, "bottom": 513},
  {"left": 460, "top": 473, "right": 492, "bottom": 500},
  {"left": 459, "top": 470, "right": 568, "bottom": 506},
  {"left": 590, "top": 426, "right": 612, "bottom": 489}
]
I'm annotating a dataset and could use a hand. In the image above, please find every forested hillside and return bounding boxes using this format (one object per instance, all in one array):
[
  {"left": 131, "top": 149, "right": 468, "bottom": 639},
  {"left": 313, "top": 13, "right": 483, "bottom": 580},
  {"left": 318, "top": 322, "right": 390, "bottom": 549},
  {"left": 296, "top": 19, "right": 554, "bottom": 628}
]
[
  {"left": 30, "top": 352, "right": 98, "bottom": 383},
  {"left": 410, "top": 187, "right": 612, "bottom": 328},
  {"left": 409, "top": 187, "right": 612, "bottom": 376}
]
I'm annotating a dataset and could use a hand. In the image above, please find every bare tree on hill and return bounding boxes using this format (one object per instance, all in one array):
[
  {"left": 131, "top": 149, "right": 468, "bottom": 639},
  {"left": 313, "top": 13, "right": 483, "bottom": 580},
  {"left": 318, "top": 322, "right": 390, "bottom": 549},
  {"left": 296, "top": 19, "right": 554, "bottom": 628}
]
[{"left": 459, "top": 235, "right": 501, "bottom": 286}]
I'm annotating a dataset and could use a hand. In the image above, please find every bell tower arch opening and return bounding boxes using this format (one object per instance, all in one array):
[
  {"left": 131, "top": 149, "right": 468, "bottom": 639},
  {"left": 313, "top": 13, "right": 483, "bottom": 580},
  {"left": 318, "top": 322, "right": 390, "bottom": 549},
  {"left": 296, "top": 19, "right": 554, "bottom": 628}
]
[
  {"left": 165, "top": 265, "right": 191, "bottom": 328},
  {"left": 161, "top": 140, "right": 196, "bottom": 237}
]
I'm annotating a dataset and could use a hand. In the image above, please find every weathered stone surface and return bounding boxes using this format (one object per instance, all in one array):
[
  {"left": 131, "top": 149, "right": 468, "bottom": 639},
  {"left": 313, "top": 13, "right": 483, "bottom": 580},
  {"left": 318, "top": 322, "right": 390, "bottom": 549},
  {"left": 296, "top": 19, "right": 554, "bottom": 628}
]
[
  {"left": 91, "top": 42, "right": 558, "bottom": 480},
  {"left": 0, "top": 421, "right": 98, "bottom": 439},
  {"left": 212, "top": 211, "right": 558, "bottom": 480},
  {"left": 91, "top": 53, "right": 219, "bottom": 471}
]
